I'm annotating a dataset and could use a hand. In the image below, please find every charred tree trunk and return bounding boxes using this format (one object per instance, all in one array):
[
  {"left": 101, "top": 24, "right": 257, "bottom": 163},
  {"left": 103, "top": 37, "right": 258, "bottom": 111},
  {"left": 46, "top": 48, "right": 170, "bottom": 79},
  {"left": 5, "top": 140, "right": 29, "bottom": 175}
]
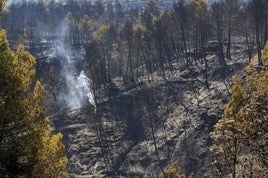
[
  {"left": 245, "top": 21, "right": 254, "bottom": 63},
  {"left": 212, "top": 2, "right": 226, "bottom": 65},
  {"left": 127, "top": 43, "right": 136, "bottom": 86},
  {"left": 256, "top": 22, "right": 263, "bottom": 66},
  {"left": 264, "top": 1, "right": 268, "bottom": 46},
  {"left": 227, "top": 14, "right": 232, "bottom": 60}
]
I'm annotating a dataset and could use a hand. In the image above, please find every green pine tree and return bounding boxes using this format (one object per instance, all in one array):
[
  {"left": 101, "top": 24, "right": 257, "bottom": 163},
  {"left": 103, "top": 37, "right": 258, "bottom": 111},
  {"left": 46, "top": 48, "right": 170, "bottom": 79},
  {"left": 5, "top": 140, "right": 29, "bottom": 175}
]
[
  {"left": 0, "top": 29, "right": 68, "bottom": 177},
  {"left": 210, "top": 44, "right": 268, "bottom": 177}
]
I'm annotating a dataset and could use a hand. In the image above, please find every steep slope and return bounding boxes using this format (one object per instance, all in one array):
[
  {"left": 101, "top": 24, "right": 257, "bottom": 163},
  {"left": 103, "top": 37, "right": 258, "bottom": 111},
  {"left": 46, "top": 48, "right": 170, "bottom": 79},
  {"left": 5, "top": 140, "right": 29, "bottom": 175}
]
[{"left": 41, "top": 51, "right": 248, "bottom": 177}]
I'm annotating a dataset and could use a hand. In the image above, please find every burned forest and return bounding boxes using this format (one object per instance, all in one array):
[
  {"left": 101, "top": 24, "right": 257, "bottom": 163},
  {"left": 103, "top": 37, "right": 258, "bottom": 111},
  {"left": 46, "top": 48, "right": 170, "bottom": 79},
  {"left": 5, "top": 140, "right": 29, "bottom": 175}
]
[{"left": 0, "top": 0, "right": 267, "bottom": 177}]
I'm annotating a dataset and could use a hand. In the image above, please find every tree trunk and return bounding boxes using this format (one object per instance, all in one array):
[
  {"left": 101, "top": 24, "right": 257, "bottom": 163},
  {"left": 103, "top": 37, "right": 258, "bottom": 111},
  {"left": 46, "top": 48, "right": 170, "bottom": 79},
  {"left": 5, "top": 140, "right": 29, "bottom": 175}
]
[
  {"left": 264, "top": 1, "right": 268, "bottom": 47},
  {"left": 256, "top": 22, "right": 263, "bottom": 66},
  {"left": 245, "top": 21, "right": 253, "bottom": 63},
  {"left": 215, "top": 11, "right": 225, "bottom": 65},
  {"left": 227, "top": 14, "right": 232, "bottom": 60}
]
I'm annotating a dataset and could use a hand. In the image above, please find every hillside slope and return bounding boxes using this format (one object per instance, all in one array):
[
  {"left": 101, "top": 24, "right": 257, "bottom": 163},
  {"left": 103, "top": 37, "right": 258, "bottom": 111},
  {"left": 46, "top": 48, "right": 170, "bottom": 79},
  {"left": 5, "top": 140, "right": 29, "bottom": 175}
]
[{"left": 40, "top": 44, "right": 249, "bottom": 177}]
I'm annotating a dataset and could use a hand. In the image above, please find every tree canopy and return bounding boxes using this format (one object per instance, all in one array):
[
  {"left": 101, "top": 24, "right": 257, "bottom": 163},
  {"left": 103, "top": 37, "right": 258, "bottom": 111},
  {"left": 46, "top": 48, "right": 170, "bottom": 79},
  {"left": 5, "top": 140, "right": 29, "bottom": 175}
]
[
  {"left": 210, "top": 43, "right": 268, "bottom": 177},
  {"left": 0, "top": 29, "right": 68, "bottom": 177}
]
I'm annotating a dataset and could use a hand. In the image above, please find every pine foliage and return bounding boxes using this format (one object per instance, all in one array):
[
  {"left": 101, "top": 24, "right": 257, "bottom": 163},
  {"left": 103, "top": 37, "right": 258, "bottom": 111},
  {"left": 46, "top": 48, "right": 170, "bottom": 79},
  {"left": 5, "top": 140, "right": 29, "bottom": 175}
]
[
  {"left": 164, "top": 159, "right": 186, "bottom": 178},
  {"left": 0, "top": 30, "right": 68, "bottom": 177},
  {"left": 210, "top": 44, "right": 268, "bottom": 177}
]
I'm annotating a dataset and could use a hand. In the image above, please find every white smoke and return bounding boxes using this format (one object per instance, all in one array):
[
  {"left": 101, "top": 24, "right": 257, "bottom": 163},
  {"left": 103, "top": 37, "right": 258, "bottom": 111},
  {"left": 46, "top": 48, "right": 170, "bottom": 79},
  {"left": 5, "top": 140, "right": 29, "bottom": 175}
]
[
  {"left": 61, "top": 69, "right": 95, "bottom": 110},
  {"left": 56, "top": 22, "right": 95, "bottom": 111}
]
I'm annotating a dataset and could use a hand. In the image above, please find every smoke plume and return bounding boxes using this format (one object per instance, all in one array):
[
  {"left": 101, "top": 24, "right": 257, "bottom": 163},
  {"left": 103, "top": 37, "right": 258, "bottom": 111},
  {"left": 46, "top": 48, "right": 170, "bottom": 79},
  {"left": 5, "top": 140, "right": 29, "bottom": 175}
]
[{"left": 56, "top": 22, "right": 95, "bottom": 110}]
